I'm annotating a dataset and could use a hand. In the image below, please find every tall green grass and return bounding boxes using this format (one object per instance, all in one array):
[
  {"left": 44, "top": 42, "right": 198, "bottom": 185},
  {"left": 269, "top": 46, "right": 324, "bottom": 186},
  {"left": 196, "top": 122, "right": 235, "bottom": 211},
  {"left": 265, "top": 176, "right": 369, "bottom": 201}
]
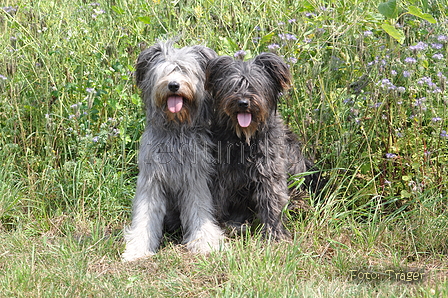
[{"left": 1, "top": 0, "right": 448, "bottom": 296}]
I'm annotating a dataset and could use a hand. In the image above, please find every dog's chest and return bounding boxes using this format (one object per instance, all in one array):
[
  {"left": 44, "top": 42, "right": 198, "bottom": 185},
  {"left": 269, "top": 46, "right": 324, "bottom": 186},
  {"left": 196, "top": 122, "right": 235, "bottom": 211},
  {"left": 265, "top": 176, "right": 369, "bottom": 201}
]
[
  {"left": 140, "top": 129, "right": 212, "bottom": 170},
  {"left": 215, "top": 138, "right": 268, "bottom": 167}
]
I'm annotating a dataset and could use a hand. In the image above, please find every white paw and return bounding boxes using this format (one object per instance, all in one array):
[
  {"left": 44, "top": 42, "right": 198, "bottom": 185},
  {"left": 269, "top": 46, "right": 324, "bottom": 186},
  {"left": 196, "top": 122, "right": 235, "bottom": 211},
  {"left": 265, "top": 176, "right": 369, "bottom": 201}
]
[{"left": 121, "top": 249, "right": 155, "bottom": 262}]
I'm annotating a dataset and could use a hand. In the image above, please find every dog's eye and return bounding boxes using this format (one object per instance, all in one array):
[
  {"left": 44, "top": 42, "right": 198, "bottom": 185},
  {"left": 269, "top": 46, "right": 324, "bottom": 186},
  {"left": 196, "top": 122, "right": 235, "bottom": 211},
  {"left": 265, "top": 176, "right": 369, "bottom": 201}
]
[{"left": 233, "top": 81, "right": 244, "bottom": 93}]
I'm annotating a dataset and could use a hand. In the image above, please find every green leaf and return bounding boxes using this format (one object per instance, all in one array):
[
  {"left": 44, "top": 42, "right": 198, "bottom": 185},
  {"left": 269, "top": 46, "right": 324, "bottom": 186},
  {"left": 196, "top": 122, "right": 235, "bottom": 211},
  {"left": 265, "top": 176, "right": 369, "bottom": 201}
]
[
  {"left": 131, "top": 94, "right": 141, "bottom": 106},
  {"left": 243, "top": 50, "right": 253, "bottom": 60},
  {"left": 260, "top": 32, "right": 275, "bottom": 45},
  {"left": 402, "top": 175, "right": 411, "bottom": 182},
  {"left": 302, "top": 0, "right": 314, "bottom": 11},
  {"left": 111, "top": 6, "right": 125, "bottom": 15},
  {"left": 408, "top": 5, "right": 437, "bottom": 24},
  {"left": 378, "top": 0, "right": 398, "bottom": 19},
  {"left": 137, "top": 16, "right": 151, "bottom": 25},
  {"left": 218, "top": 36, "right": 239, "bottom": 54},
  {"left": 400, "top": 190, "right": 412, "bottom": 198},
  {"left": 381, "top": 23, "right": 405, "bottom": 44}
]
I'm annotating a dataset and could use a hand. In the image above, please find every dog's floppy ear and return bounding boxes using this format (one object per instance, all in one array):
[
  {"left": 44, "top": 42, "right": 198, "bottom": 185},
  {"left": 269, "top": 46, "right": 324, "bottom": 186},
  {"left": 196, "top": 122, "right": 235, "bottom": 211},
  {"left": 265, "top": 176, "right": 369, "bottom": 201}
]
[
  {"left": 253, "top": 52, "right": 292, "bottom": 91},
  {"left": 191, "top": 45, "right": 218, "bottom": 70},
  {"left": 135, "top": 43, "right": 163, "bottom": 88},
  {"left": 205, "top": 56, "right": 234, "bottom": 93}
]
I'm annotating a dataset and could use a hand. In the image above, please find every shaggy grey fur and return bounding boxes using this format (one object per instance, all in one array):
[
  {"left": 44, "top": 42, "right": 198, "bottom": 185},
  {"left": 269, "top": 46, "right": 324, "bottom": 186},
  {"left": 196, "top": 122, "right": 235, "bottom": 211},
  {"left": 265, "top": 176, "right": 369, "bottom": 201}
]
[
  {"left": 205, "top": 53, "right": 315, "bottom": 239},
  {"left": 122, "top": 42, "right": 224, "bottom": 261}
]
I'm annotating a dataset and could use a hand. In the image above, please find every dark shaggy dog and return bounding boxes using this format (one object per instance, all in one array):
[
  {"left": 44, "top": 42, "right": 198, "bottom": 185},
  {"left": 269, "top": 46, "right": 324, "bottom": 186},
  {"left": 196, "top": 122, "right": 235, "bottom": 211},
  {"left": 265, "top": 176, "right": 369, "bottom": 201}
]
[
  {"left": 205, "top": 52, "right": 316, "bottom": 239},
  {"left": 122, "top": 42, "right": 224, "bottom": 261}
]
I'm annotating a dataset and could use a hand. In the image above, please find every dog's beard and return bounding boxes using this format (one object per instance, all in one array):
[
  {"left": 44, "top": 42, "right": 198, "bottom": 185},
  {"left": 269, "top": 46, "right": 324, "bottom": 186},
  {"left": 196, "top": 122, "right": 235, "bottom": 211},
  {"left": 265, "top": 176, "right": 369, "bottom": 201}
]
[
  {"left": 235, "top": 123, "right": 258, "bottom": 145},
  {"left": 223, "top": 103, "right": 267, "bottom": 145}
]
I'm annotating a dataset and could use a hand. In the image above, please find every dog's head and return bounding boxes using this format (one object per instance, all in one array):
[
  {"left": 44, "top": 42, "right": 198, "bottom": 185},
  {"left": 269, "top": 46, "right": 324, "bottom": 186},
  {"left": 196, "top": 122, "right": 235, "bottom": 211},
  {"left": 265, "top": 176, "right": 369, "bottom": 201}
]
[
  {"left": 205, "top": 52, "right": 291, "bottom": 141},
  {"left": 136, "top": 41, "right": 217, "bottom": 124}
]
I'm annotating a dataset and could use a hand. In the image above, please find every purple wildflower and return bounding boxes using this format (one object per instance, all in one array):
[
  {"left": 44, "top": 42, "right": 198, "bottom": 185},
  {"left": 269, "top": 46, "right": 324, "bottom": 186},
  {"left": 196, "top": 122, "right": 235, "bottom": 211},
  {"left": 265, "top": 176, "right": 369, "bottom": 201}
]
[
  {"left": 431, "top": 43, "right": 443, "bottom": 49},
  {"left": 86, "top": 88, "right": 95, "bottom": 93},
  {"left": 437, "top": 35, "right": 448, "bottom": 42},
  {"left": 92, "top": 136, "right": 99, "bottom": 142},
  {"left": 432, "top": 117, "right": 442, "bottom": 122},
  {"left": 363, "top": 30, "right": 373, "bottom": 37},
  {"left": 409, "top": 42, "right": 428, "bottom": 51},
  {"left": 381, "top": 78, "right": 390, "bottom": 85},
  {"left": 378, "top": 78, "right": 396, "bottom": 90},
  {"left": 305, "top": 12, "right": 316, "bottom": 18},
  {"left": 286, "top": 34, "right": 297, "bottom": 41},
  {"left": 413, "top": 97, "right": 426, "bottom": 107},
  {"left": 404, "top": 57, "right": 417, "bottom": 64},
  {"left": 2, "top": 6, "right": 17, "bottom": 14},
  {"left": 278, "top": 33, "right": 297, "bottom": 41},
  {"left": 111, "top": 128, "right": 120, "bottom": 136},
  {"left": 417, "top": 77, "right": 439, "bottom": 90},
  {"left": 385, "top": 153, "right": 397, "bottom": 159},
  {"left": 441, "top": 130, "right": 448, "bottom": 138},
  {"left": 432, "top": 53, "right": 444, "bottom": 60},
  {"left": 234, "top": 50, "right": 246, "bottom": 59},
  {"left": 402, "top": 70, "right": 411, "bottom": 78},
  {"left": 343, "top": 98, "right": 353, "bottom": 104},
  {"left": 417, "top": 77, "right": 429, "bottom": 85},
  {"left": 0, "top": 74, "right": 7, "bottom": 80},
  {"left": 267, "top": 44, "right": 280, "bottom": 51},
  {"left": 288, "top": 19, "right": 296, "bottom": 23},
  {"left": 397, "top": 86, "right": 406, "bottom": 93}
]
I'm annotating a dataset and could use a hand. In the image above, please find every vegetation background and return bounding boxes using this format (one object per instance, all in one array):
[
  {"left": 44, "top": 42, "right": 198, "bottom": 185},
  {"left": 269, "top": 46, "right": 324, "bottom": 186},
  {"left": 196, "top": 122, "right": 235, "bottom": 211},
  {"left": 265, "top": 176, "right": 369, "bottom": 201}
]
[{"left": 1, "top": 0, "right": 447, "bottom": 296}]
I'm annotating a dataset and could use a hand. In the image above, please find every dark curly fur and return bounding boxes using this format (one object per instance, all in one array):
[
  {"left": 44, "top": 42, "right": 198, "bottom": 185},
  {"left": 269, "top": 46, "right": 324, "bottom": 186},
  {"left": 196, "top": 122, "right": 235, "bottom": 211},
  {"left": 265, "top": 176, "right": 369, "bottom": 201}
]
[{"left": 205, "top": 53, "right": 318, "bottom": 239}]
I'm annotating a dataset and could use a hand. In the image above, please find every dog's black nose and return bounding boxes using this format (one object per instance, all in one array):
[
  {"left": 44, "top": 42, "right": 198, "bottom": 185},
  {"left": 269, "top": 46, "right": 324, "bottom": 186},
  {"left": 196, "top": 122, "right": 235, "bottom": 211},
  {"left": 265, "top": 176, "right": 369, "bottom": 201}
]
[
  {"left": 238, "top": 99, "right": 249, "bottom": 108},
  {"left": 168, "top": 81, "right": 180, "bottom": 92}
]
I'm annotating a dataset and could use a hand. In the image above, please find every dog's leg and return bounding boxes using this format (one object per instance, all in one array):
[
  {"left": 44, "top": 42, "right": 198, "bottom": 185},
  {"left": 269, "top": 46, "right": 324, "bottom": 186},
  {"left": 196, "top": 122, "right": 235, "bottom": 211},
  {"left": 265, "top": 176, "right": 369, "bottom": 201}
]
[
  {"left": 180, "top": 178, "right": 224, "bottom": 254},
  {"left": 122, "top": 175, "right": 166, "bottom": 261},
  {"left": 254, "top": 177, "right": 290, "bottom": 240}
]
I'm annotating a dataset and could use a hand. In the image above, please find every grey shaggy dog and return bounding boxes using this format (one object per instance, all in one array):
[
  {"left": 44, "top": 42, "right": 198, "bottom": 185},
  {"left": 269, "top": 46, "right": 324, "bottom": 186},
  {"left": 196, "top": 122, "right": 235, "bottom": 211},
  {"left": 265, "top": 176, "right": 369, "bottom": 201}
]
[
  {"left": 122, "top": 42, "right": 224, "bottom": 262},
  {"left": 205, "top": 52, "right": 316, "bottom": 240}
]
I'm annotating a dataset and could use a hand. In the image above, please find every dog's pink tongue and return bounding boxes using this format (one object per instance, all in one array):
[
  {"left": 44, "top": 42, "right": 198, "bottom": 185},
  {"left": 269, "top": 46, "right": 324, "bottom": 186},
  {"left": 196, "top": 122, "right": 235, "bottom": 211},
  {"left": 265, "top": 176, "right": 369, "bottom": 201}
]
[
  {"left": 167, "top": 96, "right": 183, "bottom": 113},
  {"left": 237, "top": 113, "right": 252, "bottom": 127}
]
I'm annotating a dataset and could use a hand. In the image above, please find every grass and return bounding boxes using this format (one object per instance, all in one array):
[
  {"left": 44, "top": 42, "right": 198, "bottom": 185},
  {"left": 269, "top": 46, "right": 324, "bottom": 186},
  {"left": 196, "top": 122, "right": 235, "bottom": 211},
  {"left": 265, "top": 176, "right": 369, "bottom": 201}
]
[{"left": 1, "top": 0, "right": 448, "bottom": 296}]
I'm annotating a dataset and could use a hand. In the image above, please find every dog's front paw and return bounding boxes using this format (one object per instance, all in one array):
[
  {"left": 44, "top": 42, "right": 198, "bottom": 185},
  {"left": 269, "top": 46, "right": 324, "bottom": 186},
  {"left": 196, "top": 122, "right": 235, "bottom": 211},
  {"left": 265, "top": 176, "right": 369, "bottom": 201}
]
[{"left": 122, "top": 249, "right": 155, "bottom": 262}]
